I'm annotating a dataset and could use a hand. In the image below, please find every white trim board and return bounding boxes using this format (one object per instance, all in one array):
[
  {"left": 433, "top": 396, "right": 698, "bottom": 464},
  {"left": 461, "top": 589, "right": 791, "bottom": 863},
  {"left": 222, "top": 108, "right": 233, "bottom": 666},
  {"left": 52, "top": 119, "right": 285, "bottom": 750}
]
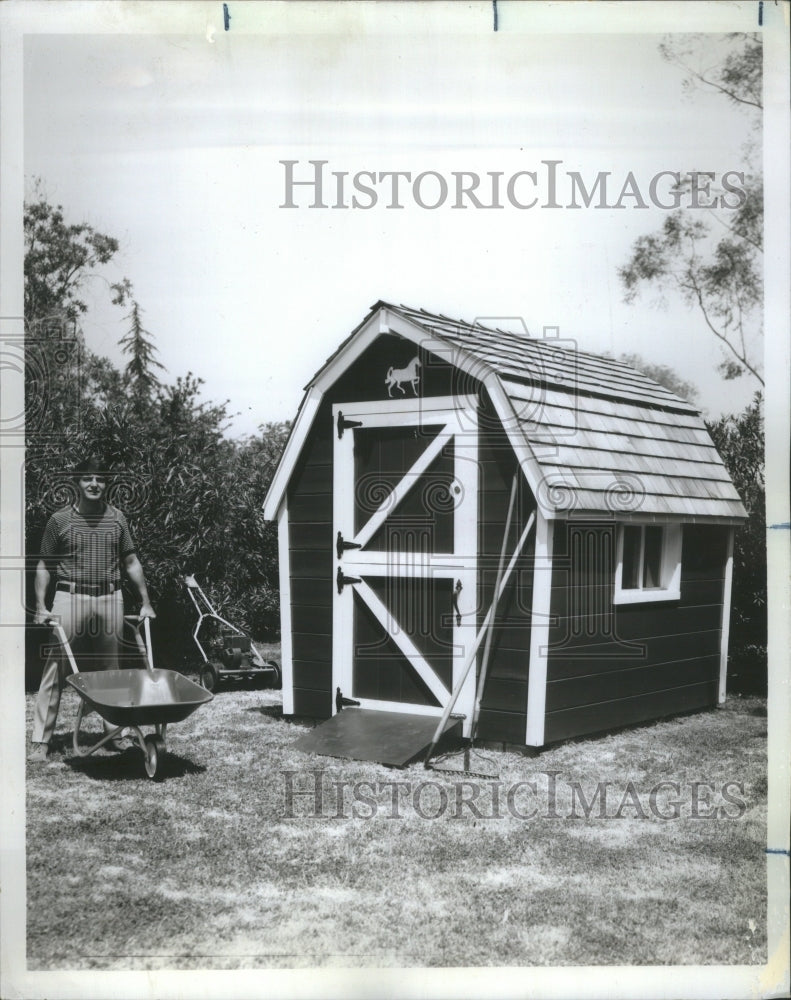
[
  {"left": 277, "top": 500, "right": 294, "bottom": 716},
  {"left": 525, "top": 511, "right": 554, "bottom": 747},
  {"left": 719, "top": 526, "right": 735, "bottom": 704},
  {"left": 263, "top": 385, "right": 322, "bottom": 520}
]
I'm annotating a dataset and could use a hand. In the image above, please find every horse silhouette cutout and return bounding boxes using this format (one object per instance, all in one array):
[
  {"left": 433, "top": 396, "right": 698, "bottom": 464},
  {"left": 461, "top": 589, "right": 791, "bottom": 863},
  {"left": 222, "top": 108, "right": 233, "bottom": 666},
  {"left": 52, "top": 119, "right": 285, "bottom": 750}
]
[{"left": 385, "top": 356, "right": 421, "bottom": 396}]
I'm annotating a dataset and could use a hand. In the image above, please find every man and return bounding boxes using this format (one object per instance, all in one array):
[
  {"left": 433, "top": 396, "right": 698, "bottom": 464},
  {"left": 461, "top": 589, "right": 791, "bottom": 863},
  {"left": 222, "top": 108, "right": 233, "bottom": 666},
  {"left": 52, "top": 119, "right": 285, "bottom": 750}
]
[{"left": 28, "top": 457, "right": 156, "bottom": 762}]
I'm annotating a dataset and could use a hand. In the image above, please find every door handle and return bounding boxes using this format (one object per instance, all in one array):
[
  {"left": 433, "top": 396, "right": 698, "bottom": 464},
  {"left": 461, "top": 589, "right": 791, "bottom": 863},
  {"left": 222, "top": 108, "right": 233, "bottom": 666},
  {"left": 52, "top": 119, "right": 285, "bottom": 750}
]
[{"left": 452, "top": 579, "right": 463, "bottom": 626}]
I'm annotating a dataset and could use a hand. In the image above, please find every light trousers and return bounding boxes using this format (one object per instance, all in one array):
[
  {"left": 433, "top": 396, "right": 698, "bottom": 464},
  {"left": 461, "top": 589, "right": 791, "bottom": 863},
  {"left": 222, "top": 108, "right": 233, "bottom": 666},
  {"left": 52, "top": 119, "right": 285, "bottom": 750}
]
[{"left": 32, "top": 589, "right": 125, "bottom": 745}]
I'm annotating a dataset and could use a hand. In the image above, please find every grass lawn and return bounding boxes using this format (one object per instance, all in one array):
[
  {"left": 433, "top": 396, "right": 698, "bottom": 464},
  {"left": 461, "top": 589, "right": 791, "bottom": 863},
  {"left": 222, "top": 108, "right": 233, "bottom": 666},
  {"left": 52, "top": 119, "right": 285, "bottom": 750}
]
[{"left": 26, "top": 674, "right": 767, "bottom": 971}]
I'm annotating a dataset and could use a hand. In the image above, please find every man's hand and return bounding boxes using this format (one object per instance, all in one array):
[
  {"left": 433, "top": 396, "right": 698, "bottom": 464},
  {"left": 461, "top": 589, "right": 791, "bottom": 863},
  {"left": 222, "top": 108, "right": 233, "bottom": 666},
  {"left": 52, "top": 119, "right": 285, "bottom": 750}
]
[
  {"left": 33, "top": 608, "right": 51, "bottom": 626},
  {"left": 124, "top": 554, "right": 156, "bottom": 619}
]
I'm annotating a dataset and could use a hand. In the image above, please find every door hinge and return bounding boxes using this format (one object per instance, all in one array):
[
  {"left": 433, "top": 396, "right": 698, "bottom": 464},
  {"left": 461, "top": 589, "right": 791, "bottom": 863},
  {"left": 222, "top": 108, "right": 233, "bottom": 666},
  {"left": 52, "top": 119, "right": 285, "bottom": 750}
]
[
  {"left": 337, "top": 566, "right": 361, "bottom": 594},
  {"left": 337, "top": 410, "right": 363, "bottom": 439},
  {"left": 336, "top": 531, "right": 362, "bottom": 559}
]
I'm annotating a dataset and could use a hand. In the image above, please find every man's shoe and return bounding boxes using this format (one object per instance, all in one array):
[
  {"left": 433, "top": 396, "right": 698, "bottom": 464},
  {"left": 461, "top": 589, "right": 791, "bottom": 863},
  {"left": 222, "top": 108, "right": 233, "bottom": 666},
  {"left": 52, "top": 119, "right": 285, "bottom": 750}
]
[{"left": 28, "top": 742, "right": 50, "bottom": 763}]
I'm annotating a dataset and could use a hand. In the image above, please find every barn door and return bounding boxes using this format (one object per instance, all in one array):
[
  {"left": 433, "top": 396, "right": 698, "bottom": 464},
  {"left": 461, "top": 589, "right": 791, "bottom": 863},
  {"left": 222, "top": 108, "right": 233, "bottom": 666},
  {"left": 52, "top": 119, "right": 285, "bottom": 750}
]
[{"left": 332, "top": 396, "right": 478, "bottom": 733}]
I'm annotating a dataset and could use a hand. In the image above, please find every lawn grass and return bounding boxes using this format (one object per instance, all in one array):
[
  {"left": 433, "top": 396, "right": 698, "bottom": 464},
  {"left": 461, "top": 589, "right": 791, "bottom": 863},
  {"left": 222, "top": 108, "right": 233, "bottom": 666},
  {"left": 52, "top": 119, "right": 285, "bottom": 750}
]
[{"left": 25, "top": 677, "right": 767, "bottom": 971}]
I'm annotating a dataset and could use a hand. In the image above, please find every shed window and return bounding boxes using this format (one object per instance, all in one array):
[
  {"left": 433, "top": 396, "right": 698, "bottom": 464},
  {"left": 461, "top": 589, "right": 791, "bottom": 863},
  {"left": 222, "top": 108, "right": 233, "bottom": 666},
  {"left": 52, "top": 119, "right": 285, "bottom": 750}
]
[{"left": 614, "top": 524, "right": 681, "bottom": 604}]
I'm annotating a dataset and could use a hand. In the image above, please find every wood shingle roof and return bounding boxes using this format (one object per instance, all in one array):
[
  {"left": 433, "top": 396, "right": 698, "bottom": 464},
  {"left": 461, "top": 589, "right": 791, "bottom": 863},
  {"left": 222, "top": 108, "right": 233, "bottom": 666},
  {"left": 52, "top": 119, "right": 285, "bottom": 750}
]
[
  {"left": 381, "top": 303, "right": 746, "bottom": 522},
  {"left": 264, "top": 301, "right": 746, "bottom": 523}
]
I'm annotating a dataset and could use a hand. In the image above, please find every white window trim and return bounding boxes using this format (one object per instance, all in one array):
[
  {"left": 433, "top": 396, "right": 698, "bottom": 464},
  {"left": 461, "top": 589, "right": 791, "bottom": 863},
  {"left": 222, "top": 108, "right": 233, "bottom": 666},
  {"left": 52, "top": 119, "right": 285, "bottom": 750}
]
[{"left": 614, "top": 522, "right": 682, "bottom": 605}]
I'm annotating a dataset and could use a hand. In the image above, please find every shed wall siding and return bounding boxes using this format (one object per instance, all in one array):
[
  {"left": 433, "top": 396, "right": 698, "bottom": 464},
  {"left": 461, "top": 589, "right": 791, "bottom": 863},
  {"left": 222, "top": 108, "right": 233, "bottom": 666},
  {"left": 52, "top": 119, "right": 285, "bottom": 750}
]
[
  {"left": 543, "top": 522, "right": 728, "bottom": 743},
  {"left": 288, "top": 400, "right": 333, "bottom": 718},
  {"left": 475, "top": 411, "right": 534, "bottom": 743}
]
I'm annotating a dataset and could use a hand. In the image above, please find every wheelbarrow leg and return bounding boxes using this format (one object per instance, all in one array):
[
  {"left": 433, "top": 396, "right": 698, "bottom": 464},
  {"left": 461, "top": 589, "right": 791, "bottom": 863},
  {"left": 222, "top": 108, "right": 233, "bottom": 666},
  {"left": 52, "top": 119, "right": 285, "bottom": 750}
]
[
  {"left": 72, "top": 700, "right": 123, "bottom": 758},
  {"left": 72, "top": 699, "right": 86, "bottom": 756}
]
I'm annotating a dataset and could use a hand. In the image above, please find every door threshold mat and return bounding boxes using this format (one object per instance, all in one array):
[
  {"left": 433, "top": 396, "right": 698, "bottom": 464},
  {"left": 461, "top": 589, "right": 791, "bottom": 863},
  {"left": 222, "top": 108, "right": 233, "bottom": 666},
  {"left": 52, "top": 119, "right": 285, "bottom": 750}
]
[{"left": 293, "top": 708, "right": 463, "bottom": 767}]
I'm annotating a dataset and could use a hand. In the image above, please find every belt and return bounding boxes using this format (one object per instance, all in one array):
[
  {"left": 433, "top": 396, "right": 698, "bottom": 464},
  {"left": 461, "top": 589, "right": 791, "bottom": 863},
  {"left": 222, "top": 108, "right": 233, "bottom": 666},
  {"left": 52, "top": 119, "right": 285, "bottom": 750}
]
[{"left": 56, "top": 580, "right": 122, "bottom": 597}]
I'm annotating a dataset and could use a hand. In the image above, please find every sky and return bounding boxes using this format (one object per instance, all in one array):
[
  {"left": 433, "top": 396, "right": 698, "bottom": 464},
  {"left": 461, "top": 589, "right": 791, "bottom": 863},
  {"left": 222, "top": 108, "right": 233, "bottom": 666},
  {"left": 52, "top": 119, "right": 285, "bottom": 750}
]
[{"left": 22, "top": 7, "right": 761, "bottom": 438}]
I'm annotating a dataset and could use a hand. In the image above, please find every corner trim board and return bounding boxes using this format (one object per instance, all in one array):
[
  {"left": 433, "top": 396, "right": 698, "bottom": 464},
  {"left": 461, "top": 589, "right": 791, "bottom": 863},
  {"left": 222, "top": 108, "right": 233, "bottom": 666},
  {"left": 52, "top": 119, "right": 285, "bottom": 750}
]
[
  {"left": 525, "top": 512, "right": 554, "bottom": 746},
  {"left": 718, "top": 526, "right": 735, "bottom": 703},
  {"left": 277, "top": 500, "right": 294, "bottom": 715}
]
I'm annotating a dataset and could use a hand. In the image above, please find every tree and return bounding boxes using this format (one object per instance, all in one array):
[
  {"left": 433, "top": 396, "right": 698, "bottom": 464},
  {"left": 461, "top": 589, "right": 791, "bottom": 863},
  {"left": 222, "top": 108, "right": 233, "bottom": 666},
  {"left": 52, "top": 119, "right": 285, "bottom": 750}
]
[
  {"left": 619, "top": 35, "right": 767, "bottom": 693},
  {"left": 119, "top": 299, "right": 166, "bottom": 407},
  {"left": 658, "top": 33, "right": 762, "bottom": 115},
  {"left": 24, "top": 195, "right": 290, "bottom": 684},
  {"left": 24, "top": 186, "right": 130, "bottom": 329},
  {"left": 619, "top": 34, "right": 763, "bottom": 386}
]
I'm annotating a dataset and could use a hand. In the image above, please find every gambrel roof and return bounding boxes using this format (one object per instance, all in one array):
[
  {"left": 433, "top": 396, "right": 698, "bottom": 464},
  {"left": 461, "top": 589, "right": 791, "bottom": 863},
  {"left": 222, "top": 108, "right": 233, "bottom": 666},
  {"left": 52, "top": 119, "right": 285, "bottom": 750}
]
[{"left": 263, "top": 301, "right": 746, "bottom": 523}]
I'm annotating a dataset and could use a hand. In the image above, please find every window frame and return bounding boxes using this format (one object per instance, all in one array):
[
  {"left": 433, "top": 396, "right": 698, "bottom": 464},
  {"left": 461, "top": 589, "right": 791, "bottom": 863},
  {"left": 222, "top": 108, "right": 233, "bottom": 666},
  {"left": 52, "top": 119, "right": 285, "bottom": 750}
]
[{"left": 613, "top": 522, "right": 682, "bottom": 605}]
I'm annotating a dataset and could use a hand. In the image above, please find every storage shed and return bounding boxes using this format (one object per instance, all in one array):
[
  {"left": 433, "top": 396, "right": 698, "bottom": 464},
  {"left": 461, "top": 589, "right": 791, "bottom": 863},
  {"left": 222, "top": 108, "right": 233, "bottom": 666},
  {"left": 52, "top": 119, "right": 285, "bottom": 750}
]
[{"left": 263, "top": 302, "right": 746, "bottom": 751}]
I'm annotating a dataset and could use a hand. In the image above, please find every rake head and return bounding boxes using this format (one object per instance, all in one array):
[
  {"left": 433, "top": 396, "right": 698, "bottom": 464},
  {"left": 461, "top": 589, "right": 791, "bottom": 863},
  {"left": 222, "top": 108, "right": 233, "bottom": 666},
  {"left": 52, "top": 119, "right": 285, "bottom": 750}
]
[{"left": 426, "top": 745, "right": 500, "bottom": 781}]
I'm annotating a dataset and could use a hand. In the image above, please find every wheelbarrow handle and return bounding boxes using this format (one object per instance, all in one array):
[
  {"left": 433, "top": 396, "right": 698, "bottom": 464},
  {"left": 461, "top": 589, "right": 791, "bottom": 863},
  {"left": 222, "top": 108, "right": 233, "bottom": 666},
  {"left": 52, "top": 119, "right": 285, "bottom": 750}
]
[
  {"left": 42, "top": 617, "right": 80, "bottom": 675},
  {"left": 126, "top": 615, "right": 155, "bottom": 674}
]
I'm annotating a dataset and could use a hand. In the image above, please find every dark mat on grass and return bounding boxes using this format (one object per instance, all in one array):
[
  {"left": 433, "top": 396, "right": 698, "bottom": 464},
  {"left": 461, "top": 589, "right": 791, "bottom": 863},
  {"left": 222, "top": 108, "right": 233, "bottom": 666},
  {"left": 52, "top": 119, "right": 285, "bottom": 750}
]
[{"left": 293, "top": 708, "right": 463, "bottom": 767}]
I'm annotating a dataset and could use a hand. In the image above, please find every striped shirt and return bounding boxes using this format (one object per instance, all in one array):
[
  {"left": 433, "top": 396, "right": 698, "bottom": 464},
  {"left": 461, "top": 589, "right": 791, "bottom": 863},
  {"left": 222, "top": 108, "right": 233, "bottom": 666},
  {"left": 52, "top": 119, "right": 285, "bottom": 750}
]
[{"left": 40, "top": 504, "right": 136, "bottom": 585}]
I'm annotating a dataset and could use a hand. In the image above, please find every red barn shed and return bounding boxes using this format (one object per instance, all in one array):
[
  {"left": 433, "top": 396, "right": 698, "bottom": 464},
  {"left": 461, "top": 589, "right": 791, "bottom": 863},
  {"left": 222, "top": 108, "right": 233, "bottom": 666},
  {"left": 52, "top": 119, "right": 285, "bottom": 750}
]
[{"left": 263, "top": 302, "right": 746, "bottom": 754}]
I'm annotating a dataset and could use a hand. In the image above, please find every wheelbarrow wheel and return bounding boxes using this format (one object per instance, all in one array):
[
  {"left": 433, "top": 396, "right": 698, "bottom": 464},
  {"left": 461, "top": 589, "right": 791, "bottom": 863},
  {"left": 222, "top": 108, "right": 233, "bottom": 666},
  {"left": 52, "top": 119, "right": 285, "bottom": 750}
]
[
  {"left": 200, "top": 661, "right": 221, "bottom": 692},
  {"left": 143, "top": 735, "right": 164, "bottom": 780}
]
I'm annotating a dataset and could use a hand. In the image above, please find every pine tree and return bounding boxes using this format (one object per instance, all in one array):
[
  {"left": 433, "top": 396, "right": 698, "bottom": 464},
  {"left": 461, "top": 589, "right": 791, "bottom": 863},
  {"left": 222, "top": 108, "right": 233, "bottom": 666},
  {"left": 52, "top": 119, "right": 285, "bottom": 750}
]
[{"left": 119, "top": 299, "right": 166, "bottom": 407}]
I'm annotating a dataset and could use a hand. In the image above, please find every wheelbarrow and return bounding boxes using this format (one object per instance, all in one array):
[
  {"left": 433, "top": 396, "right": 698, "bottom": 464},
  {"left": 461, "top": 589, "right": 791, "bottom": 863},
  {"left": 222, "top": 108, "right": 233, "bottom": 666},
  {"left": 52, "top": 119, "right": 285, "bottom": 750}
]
[
  {"left": 184, "top": 574, "right": 281, "bottom": 692},
  {"left": 54, "top": 615, "right": 213, "bottom": 779}
]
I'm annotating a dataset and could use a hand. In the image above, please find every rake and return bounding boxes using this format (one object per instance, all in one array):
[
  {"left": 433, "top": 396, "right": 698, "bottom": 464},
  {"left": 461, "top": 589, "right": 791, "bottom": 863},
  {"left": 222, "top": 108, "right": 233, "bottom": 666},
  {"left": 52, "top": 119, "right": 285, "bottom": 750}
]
[{"left": 426, "top": 474, "right": 533, "bottom": 780}]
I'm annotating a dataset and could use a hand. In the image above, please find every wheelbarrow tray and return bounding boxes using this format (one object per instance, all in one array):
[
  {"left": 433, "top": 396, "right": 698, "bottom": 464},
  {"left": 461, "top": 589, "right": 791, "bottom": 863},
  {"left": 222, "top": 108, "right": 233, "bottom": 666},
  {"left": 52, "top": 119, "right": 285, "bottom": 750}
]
[{"left": 67, "top": 668, "right": 212, "bottom": 728}]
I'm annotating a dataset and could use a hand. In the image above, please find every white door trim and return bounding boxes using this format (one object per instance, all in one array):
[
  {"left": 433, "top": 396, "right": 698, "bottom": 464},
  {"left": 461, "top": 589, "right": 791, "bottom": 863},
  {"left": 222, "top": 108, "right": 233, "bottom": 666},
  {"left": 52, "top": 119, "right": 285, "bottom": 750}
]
[
  {"left": 353, "top": 578, "right": 452, "bottom": 706},
  {"left": 332, "top": 397, "right": 478, "bottom": 732}
]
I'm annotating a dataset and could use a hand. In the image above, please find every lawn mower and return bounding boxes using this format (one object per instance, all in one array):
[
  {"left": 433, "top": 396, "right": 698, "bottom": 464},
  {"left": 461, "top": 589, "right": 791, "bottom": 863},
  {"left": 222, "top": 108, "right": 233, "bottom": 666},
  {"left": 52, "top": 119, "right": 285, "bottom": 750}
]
[{"left": 184, "top": 574, "right": 281, "bottom": 692}]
